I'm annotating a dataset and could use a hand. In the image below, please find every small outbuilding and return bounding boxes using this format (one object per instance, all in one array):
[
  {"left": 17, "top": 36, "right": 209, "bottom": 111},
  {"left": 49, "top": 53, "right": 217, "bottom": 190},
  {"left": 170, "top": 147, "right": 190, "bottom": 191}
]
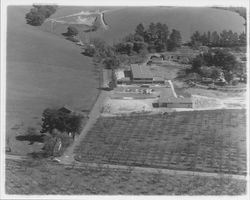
[{"left": 158, "top": 96, "right": 193, "bottom": 108}]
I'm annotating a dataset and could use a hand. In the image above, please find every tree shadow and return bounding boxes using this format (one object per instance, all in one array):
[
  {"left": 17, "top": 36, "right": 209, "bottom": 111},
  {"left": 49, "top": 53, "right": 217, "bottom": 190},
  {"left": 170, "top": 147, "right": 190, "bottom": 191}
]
[
  {"left": 27, "top": 151, "right": 49, "bottom": 159},
  {"left": 81, "top": 51, "right": 94, "bottom": 57},
  {"left": 61, "top": 32, "right": 70, "bottom": 37},
  {"left": 16, "top": 134, "right": 45, "bottom": 145}
]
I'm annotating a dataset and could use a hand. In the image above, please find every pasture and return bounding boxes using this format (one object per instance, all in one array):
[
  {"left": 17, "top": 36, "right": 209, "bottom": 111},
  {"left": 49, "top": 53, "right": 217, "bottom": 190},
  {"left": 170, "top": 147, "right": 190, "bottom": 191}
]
[{"left": 76, "top": 109, "right": 246, "bottom": 175}]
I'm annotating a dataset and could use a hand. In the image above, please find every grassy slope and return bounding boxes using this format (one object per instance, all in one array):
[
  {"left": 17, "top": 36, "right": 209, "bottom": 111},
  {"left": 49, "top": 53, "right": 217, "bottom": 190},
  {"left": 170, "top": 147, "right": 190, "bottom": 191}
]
[
  {"left": 6, "top": 6, "right": 99, "bottom": 155},
  {"left": 43, "top": 6, "right": 245, "bottom": 44}
]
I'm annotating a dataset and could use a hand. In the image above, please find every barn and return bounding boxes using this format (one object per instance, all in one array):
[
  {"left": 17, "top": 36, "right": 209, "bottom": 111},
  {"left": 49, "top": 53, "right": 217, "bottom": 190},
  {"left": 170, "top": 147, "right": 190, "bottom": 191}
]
[{"left": 131, "top": 64, "right": 153, "bottom": 83}]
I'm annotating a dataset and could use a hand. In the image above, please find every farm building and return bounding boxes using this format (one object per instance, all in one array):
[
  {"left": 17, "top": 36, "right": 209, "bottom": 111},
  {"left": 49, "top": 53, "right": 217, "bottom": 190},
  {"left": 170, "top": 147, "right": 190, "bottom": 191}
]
[
  {"left": 158, "top": 96, "right": 193, "bottom": 108},
  {"left": 102, "top": 69, "right": 113, "bottom": 88},
  {"left": 154, "top": 88, "right": 193, "bottom": 108},
  {"left": 131, "top": 64, "right": 153, "bottom": 83},
  {"left": 131, "top": 64, "right": 166, "bottom": 84},
  {"left": 150, "top": 54, "right": 164, "bottom": 61},
  {"left": 116, "top": 64, "right": 167, "bottom": 85},
  {"left": 162, "top": 46, "right": 200, "bottom": 63}
]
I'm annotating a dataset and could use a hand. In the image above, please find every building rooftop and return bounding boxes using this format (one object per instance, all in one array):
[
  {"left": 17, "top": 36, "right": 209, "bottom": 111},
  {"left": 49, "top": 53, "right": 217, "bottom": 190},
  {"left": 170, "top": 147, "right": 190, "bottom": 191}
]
[
  {"left": 131, "top": 64, "right": 153, "bottom": 79},
  {"left": 159, "top": 96, "right": 192, "bottom": 104},
  {"left": 158, "top": 88, "right": 175, "bottom": 102},
  {"left": 159, "top": 88, "right": 192, "bottom": 104}
]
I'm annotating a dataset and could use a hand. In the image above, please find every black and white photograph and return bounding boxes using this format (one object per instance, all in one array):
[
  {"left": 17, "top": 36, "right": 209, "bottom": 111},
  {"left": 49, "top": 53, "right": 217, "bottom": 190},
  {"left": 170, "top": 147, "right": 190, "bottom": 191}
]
[{"left": 0, "top": 0, "right": 249, "bottom": 198}]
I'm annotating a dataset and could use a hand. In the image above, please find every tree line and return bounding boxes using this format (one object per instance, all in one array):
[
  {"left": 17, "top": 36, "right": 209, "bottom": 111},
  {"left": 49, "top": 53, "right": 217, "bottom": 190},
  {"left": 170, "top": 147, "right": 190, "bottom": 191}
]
[
  {"left": 25, "top": 5, "right": 58, "bottom": 26},
  {"left": 115, "top": 22, "right": 182, "bottom": 54},
  {"left": 83, "top": 22, "right": 182, "bottom": 69},
  {"left": 190, "top": 30, "right": 246, "bottom": 48}
]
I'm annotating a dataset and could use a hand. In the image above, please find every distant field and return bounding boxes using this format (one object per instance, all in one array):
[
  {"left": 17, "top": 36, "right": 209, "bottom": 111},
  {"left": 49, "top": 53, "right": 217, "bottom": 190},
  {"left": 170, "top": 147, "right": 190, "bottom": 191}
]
[
  {"left": 6, "top": 159, "right": 246, "bottom": 195},
  {"left": 6, "top": 6, "right": 99, "bottom": 155},
  {"left": 42, "top": 6, "right": 245, "bottom": 43},
  {"left": 76, "top": 109, "right": 246, "bottom": 175}
]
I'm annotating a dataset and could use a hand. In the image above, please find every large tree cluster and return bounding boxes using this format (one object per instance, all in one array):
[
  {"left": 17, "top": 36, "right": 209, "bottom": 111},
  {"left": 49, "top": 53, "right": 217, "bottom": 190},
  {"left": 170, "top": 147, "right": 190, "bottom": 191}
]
[
  {"left": 116, "top": 22, "right": 182, "bottom": 54},
  {"left": 190, "top": 49, "right": 239, "bottom": 82},
  {"left": 25, "top": 5, "right": 58, "bottom": 26}
]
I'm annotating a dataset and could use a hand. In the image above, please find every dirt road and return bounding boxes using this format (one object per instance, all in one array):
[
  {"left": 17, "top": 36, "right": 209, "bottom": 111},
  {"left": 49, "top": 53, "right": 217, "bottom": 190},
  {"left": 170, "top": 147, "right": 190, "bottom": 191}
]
[{"left": 58, "top": 90, "right": 108, "bottom": 164}]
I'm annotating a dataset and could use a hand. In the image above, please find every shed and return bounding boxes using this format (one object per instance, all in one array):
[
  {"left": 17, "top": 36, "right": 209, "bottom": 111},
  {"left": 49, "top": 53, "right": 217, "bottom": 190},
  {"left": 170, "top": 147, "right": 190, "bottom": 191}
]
[{"left": 158, "top": 96, "right": 192, "bottom": 108}]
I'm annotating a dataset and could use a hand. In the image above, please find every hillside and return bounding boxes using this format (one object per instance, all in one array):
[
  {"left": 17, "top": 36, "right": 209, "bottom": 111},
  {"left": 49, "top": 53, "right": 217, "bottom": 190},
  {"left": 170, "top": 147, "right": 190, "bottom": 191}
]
[
  {"left": 6, "top": 6, "right": 99, "bottom": 155},
  {"left": 6, "top": 6, "right": 245, "bottom": 155}
]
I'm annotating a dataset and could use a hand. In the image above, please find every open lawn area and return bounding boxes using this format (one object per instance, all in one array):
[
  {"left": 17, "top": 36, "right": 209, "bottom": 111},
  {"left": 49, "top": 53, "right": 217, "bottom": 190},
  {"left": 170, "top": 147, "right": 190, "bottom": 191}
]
[
  {"left": 6, "top": 6, "right": 99, "bottom": 155},
  {"left": 75, "top": 109, "right": 246, "bottom": 175},
  {"left": 6, "top": 159, "right": 246, "bottom": 195}
]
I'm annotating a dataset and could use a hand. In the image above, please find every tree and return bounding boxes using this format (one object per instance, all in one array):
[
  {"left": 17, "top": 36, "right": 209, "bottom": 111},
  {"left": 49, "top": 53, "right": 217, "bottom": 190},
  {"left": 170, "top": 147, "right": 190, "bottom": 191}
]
[
  {"left": 115, "top": 42, "right": 134, "bottom": 55},
  {"left": 210, "top": 67, "right": 221, "bottom": 80},
  {"left": 239, "top": 32, "right": 246, "bottom": 45},
  {"left": 40, "top": 108, "right": 83, "bottom": 135},
  {"left": 25, "top": 11, "right": 45, "bottom": 26},
  {"left": 213, "top": 50, "right": 238, "bottom": 72},
  {"left": 133, "top": 41, "right": 148, "bottom": 54},
  {"left": 103, "top": 56, "right": 120, "bottom": 69},
  {"left": 167, "top": 29, "right": 182, "bottom": 51},
  {"left": 67, "top": 25, "right": 79, "bottom": 36},
  {"left": 211, "top": 31, "right": 220, "bottom": 46},
  {"left": 224, "top": 70, "right": 234, "bottom": 83},
  {"left": 135, "top": 23, "right": 145, "bottom": 38},
  {"left": 190, "top": 31, "right": 202, "bottom": 47},
  {"left": 191, "top": 56, "right": 203, "bottom": 72}
]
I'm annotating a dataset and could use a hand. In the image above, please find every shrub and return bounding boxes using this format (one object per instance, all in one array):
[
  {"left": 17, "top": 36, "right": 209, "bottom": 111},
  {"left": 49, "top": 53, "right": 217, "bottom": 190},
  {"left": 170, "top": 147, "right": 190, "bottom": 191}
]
[
  {"left": 232, "top": 80, "right": 239, "bottom": 86},
  {"left": 66, "top": 25, "right": 79, "bottom": 36}
]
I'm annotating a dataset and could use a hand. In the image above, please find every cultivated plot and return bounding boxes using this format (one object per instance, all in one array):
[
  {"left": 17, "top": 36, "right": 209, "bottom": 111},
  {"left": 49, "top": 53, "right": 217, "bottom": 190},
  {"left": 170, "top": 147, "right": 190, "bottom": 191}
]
[{"left": 76, "top": 109, "right": 246, "bottom": 175}]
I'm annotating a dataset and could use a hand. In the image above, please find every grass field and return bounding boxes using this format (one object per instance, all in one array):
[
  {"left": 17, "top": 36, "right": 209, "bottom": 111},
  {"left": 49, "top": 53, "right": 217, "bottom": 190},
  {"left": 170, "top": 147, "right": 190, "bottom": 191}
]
[
  {"left": 6, "top": 159, "right": 246, "bottom": 195},
  {"left": 42, "top": 6, "right": 245, "bottom": 44},
  {"left": 75, "top": 109, "right": 246, "bottom": 175},
  {"left": 6, "top": 6, "right": 99, "bottom": 155}
]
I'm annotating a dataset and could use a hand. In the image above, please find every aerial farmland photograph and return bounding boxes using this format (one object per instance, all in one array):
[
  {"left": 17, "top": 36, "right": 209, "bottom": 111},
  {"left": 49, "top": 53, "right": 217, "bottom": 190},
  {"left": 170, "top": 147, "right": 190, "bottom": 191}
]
[{"left": 1, "top": 0, "right": 249, "bottom": 197}]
